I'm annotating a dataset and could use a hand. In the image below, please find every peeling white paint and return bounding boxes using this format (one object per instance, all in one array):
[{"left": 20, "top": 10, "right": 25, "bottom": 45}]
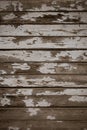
[
  {"left": 0, "top": 75, "right": 87, "bottom": 87},
  {"left": 58, "top": 63, "right": 77, "bottom": 70},
  {"left": 36, "top": 89, "right": 87, "bottom": 96},
  {"left": 36, "top": 99, "right": 51, "bottom": 107},
  {"left": 0, "top": 50, "right": 86, "bottom": 62},
  {"left": 27, "top": 108, "right": 40, "bottom": 116},
  {"left": 0, "top": 37, "right": 87, "bottom": 49},
  {"left": 8, "top": 127, "right": 19, "bottom": 130},
  {"left": 0, "top": 25, "right": 87, "bottom": 36},
  {"left": 47, "top": 115, "right": 56, "bottom": 120},
  {"left": 69, "top": 96, "right": 87, "bottom": 102},
  {"left": 0, "top": 96, "right": 11, "bottom": 106},
  {"left": 17, "top": 89, "right": 33, "bottom": 95},
  {"left": 23, "top": 98, "right": 34, "bottom": 107},
  {"left": 0, "top": 70, "right": 7, "bottom": 74},
  {"left": 38, "top": 63, "right": 57, "bottom": 74},
  {"left": 3, "top": 13, "right": 16, "bottom": 20},
  {"left": 12, "top": 63, "right": 30, "bottom": 70}
]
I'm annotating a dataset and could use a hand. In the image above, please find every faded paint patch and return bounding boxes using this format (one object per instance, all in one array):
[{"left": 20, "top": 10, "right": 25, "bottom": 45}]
[
  {"left": 3, "top": 13, "right": 16, "bottom": 20},
  {"left": 38, "top": 63, "right": 57, "bottom": 74},
  {"left": 58, "top": 63, "right": 77, "bottom": 70},
  {"left": 0, "top": 70, "right": 7, "bottom": 74},
  {"left": 36, "top": 89, "right": 87, "bottom": 96},
  {"left": 8, "top": 126, "right": 19, "bottom": 130},
  {"left": 47, "top": 115, "right": 56, "bottom": 120},
  {"left": 27, "top": 108, "right": 40, "bottom": 116},
  {"left": 69, "top": 96, "right": 87, "bottom": 102},
  {"left": 0, "top": 96, "right": 11, "bottom": 106},
  {"left": 11, "top": 63, "right": 30, "bottom": 74},
  {"left": 23, "top": 98, "right": 34, "bottom": 107},
  {"left": 36, "top": 99, "right": 51, "bottom": 107},
  {"left": 17, "top": 89, "right": 33, "bottom": 95}
]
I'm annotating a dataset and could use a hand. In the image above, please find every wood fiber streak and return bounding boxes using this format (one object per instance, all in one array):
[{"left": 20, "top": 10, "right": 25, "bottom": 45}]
[
  {"left": 0, "top": 63, "right": 87, "bottom": 74},
  {"left": 0, "top": 25, "right": 87, "bottom": 36},
  {"left": 0, "top": 75, "right": 87, "bottom": 87},
  {"left": 0, "top": 108, "right": 87, "bottom": 120},
  {"left": 0, "top": 12, "right": 87, "bottom": 24},
  {"left": 0, "top": 0, "right": 87, "bottom": 11},
  {"left": 0, "top": 36, "right": 87, "bottom": 49},
  {"left": 0, "top": 121, "right": 87, "bottom": 130}
]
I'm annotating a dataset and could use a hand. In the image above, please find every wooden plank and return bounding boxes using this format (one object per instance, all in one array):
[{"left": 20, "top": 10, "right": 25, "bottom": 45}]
[
  {"left": 0, "top": 0, "right": 87, "bottom": 11},
  {"left": 0, "top": 36, "right": 87, "bottom": 49},
  {"left": 0, "top": 12, "right": 87, "bottom": 24},
  {"left": 0, "top": 95, "right": 87, "bottom": 107},
  {"left": 0, "top": 108, "right": 87, "bottom": 120},
  {"left": 0, "top": 63, "right": 87, "bottom": 74},
  {"left": 0, "top": 88, "right": 87, "bottom": 96},
  {"left": 0, "top": 75, "right": 87, "bottom": 87},
  {"left": 0, "top": 25, "right": 87, "bottom": 36},
  {"left": 0, "top": 121, "right": 87, "bottom": 130},
  {"left": 0, "top": 50, "right": 87, "bottom": 62}
]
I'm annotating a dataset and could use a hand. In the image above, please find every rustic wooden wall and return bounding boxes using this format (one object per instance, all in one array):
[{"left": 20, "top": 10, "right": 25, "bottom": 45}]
[{"left": 0, "top": 0, "right": 87, "bottom": 130}]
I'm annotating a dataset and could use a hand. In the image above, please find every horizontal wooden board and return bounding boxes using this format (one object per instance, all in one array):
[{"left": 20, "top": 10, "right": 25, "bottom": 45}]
[
  {"left": 0, "top": 108, "right": 87, "bottom": 120},
  {"left": 0, "top": 12, "right": 87, "bottom": 24},
  {"left": 0, "top": 36, "right": 87, "bottom": 49},
  {"left": 0, "top": 121, "right": 87, "bottom": 130},
  {"left": 0, "top": 63, "right": 87, "bottom": 74},
  {"left": 0, "top": 0, "right": 87, "bottom": 11},
  {"left": 0, "top": 75, "right": 87, "bottom": 87},
  {"left": 0, "top": 25, "right": 87, "bottom": 36},
  {"left": 0, "top": 88, "right": 87, "bottom": 96},
  {"left": 0, "top": 95, "right": 87, "bottom": 107},
  {"left": 0, "top": 50, "right": 87, "bottom": 62}
]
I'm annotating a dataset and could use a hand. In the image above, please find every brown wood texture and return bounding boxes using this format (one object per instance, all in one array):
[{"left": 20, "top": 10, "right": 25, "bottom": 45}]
[
  {"left": 0, "top": 25, "right": 87, "bottom": 36},
  {"left": 0, "top": 12, "right": 87, "bottom": 24},
  {"left": 0, "top": 0, "right": 87, "bottom": 11},
  {"left": 0, "top": 63, "right": 87, "bottom": 74},
  {"left": 0, "top": 75, "right": 87, "bottom": 87},
  {"left": 0, "top": 0, "right": 87, "bottom": 129},
  {"left": 0, "top": 50, "right": 87, "bottom": 62},
  {"left": 0, "top": 36, "right": 87, "bottom": 49},
  {"left": 0, "top": 121, "right": 87, "bottom": 130},
  {"left": 0, "top": 108, "right": 87, "bottom": 120}
]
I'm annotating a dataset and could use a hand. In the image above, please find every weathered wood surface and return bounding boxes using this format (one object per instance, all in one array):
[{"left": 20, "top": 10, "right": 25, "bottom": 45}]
[
  {"left": 0, "top": 75, "right": 87, "bottom": 87},
  {"left": 0, "top": 25, "right": 87, "bottom": 36},
  {"left": 0, "top": 121, "right": 87, "bottom": 130},
  {"left": 0, "top": 50, "right": 87, "bottom": 62},
  {"left": 0, "top": 108, "right": 87, "bottom": 120},
  {"left": 0, "top": 88, "right": 87, "bottom": 96},
  {"left": 0, "top": 63, "right": 87, "bottom": 74},
  {"left": 0, "top": 12, "right": 87, "bottom": 24},
  {"left": 0, "top": 0, "right": 87, "bottom": 11},
  {"left": 0, "top": 88, "right": 87, "bottom": 107},
  {"left": 0, "top": 36, "right": 87, "bottom": 49},
  {"left": 0, "top": 95, "right": 87, "bottom": 107}
]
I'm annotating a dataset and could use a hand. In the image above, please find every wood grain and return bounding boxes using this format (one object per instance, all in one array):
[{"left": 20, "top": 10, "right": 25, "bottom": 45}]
[
  {"left": 0, "top": 95, "right": 87, "bottom": 107},
  {"left": 0, "top": 88, "right": 87, "bottom": 96},
  {"left": 0, "top": 0, "right": 87, "bottom": 11},
  {"left": 0, "top": 12, "right": 87, "bottom": 24},
  {"left": 0, "top": 108, "right": 87, "bottom": 120},
  {"left": 0, "top": 75, "right": 87, "bottom": 87},
  {"left": 0, "top": 121, "right": 87, "bottom": 130},
  {"left": 0, "top": 63, "right": 87, "bottom": 74},
  {"left": 0, "top": 50, "right": 87, "bottom": 62},
  {"left": 0, "top": 25, "right": 87, "bottom": 36},
  {"left": 0, "top": 36, "right": 87, "bottom": 49}
]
